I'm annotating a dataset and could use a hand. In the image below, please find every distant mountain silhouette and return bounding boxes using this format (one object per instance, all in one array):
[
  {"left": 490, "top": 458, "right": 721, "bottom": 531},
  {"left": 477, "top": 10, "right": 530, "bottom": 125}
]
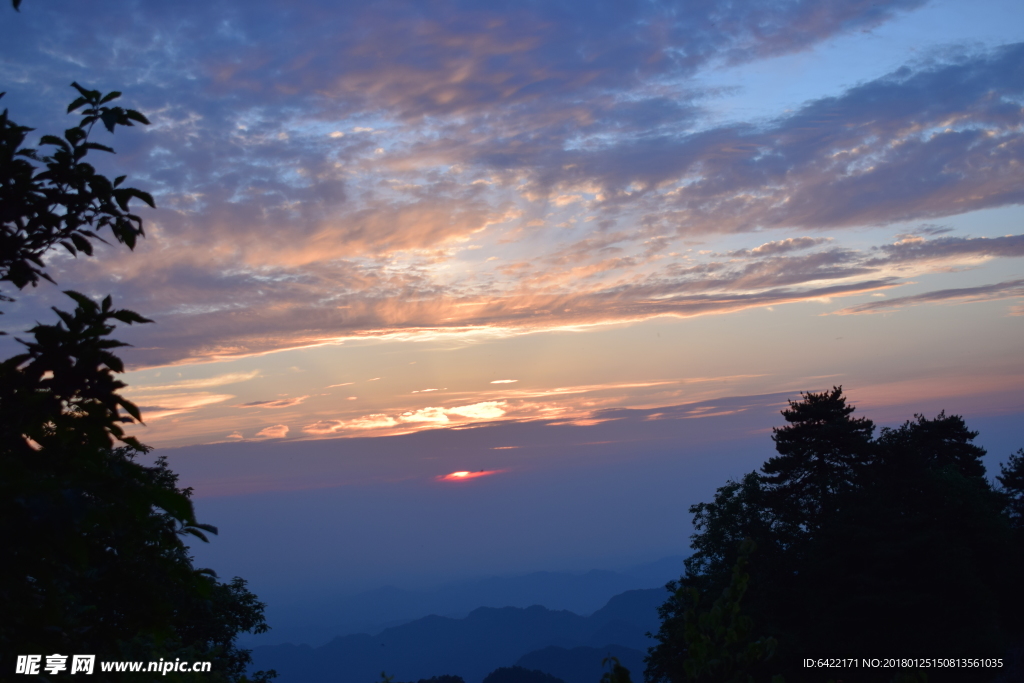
[
  {"left": 247, "top": 557, "right": 685, "bottom": 647},
  {"left": 250, "top": 587, "right": 666, "bottom": 683}
]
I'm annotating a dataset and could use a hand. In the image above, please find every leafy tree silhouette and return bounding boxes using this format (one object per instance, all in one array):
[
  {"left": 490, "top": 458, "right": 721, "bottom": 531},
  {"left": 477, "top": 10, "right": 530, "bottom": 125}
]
[
  {"left": 649, "top": 388, "right": 1024, "bottom": 683},
  {"left": 0, "top": 22, "right": 274, "bottom": 681},
  {"left": 647, "top": 541, "right": 783, "bottom": 683},
  {"left": 601, "top": 656, "right": 636, "bottom": 683},
  {"left": 997, "top": 449, "right": 1024, "bottom": 527},
  {"left": 763, "top": 386, "right": 874, "bottom": 536}
]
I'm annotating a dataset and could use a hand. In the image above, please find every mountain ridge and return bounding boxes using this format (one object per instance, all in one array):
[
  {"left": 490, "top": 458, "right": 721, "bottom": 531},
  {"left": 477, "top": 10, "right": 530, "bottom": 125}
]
[
  {"left": 244, "top": 556, "right": 685, "bottom": 648},
  {"left": 250, "top": 586, "right": 667, "bottom": 683}
]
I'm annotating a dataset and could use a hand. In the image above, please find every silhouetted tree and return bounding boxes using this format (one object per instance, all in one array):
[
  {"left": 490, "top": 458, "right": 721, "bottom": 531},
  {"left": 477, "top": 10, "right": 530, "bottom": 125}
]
[
  {"left": 872, "top": 411, "right": 986, "bottom": 480},
  {"left": 998, "top": 449, "right": 1024, "bottom": 527},
  {"left": 684, "top": 389, "right": 873, "bottom": 595},
  {"left": 651, "top": 388, "right": 1024, "bottom": 683},
  {"left": 0, "top": 62, "right": 273, "bottom": 682},
  {"left": 647, "top": 541, "right": 783, "bottom": 683},
  {"left": 800, "top": 420, "right": 1015, "bottom": 662},
  {"left": 762, "top": 386, "right": 874, "bottom": 536},
  {"left": 601, "top": 656, "right": 636, "bottom": 683}
]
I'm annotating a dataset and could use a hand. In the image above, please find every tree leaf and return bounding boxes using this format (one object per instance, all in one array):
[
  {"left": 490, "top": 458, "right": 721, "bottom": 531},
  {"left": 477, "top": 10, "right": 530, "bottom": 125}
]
[{"left": 126, "top": 109, "right": 150, "bottom": 125}]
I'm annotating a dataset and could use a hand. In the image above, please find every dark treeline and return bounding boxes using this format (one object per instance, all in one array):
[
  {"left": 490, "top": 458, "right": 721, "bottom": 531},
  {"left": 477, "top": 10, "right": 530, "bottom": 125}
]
[{"left": 647, "top": 387, "right": 1024, "bottom": 683}]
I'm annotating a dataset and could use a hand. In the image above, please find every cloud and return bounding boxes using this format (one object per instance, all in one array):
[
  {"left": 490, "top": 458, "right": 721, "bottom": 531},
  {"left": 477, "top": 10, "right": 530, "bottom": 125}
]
[
  {"left": 191, "top": 0, "right": 925, "bottom": 121},
  {"left": 303, "top": 414, "right": 400, "bottom": 435},
  {"left": 302, "top": 401, "right": 508, "bottom": 437},
  {"left": 894, "top": 224, "right": 954, "bottom": 240},
  {"left": 446, "top": 401, "right": 507, "bottom": 420},
  {"left": 289, "top": 380, "right": 777, "bottom": 443},
  {"left": 834, "top": 278, "right": 1024, "bottom": 314},
  {"left": 130, "top": 393, "right": 236, "bottom": 421},
  {"left": 5, "top": 3, "right": 1023, "bottom": 370},
  {"left": 525, "top": 44, "right": 1024, "bottom": 233},
  {"left": 1, "top": 0, "right": 941, "bottom": 267},
  {"left": 240, "top": 396, "right": 309, "bottom": 408},
  {"left": 130, "top": 371, "right": 260, "bottom": 391},
  {"left": 731, "top": 237, "right": 832, "bottom": 257},
  {"left": 400, "top": 407, "right": 451, "bottom": 424},
  {"left": 255, "top": 424, "right": 290, "bottom": 439},
  {"left": 107, "top": 276, "right": 900, "bottom": 366},
  {"left": 17, "top": 218, "right": 1014, "bottom": 368},
  {"left": 92, "top": 225, "right": 1024, "bottom": 366},
  {"left": 866, "top": 234, "right": 1024, "bottom": 266},
  {"left": 400, "top": 401, "right": 508, "bottom": 424}
]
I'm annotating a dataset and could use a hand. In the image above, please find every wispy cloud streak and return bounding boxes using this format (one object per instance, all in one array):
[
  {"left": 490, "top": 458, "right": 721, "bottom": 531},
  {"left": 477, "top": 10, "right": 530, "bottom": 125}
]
[{"left": 835, "top": 278, "right": 1024, "bottom": 314}]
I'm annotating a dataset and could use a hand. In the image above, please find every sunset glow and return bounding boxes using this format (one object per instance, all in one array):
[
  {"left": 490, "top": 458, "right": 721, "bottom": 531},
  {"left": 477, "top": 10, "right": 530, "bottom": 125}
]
[
  {"left": 438, "top": 470, "right": 505, "bottom": 482},
  {"left": 2, "top": 0, "right": 1022, "bottom": 595}
]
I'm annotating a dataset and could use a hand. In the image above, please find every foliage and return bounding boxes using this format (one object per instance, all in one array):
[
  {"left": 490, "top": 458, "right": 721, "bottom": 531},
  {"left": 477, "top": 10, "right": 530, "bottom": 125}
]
[
  {"left": 0, "top": 442, "right": 270, "bottom": 681},
  {"left": 0, "top": 292, "right": 152, "bottom": 452},
  {"left": 762, "top": 386, "right": 874, "bottom": 536},
  {"left": 601, "top": 657, "right": 636, "bottom": 683},
  {"left": 684, "top": 472, "right": 774, "bottom": 592},
  {"left": 1, "top": 83, "right": 152, "bottom": 305},
  {"left": 649, "top": 387, "right": 1024, "bottom": 683},
  {"left": 997, "top": 449, "right": 1024, "bottom": 527},
  {"left": 0, "top": 79, "right": 273, "bottom": 680},
  {"left": 647, "top": 541, "right": 783, "bottom": 683}
]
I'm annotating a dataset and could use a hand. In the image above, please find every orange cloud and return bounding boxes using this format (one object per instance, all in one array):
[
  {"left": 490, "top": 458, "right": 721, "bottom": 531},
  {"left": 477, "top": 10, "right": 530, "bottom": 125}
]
[
  {"left": 131, "top": 392, "right": 236, "bottom": 421},
  {"left": 255, "top": 424, "right": 290, "bottom": 439},
  {"left": 240, "top": 396, "right": 308, "bottom": 408}
]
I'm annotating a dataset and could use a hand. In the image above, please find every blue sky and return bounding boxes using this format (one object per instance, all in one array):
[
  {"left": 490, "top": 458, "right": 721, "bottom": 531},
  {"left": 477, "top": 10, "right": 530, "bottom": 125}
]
[{"left": 2, "top": 0, "right": 1023, "bottom": 600}]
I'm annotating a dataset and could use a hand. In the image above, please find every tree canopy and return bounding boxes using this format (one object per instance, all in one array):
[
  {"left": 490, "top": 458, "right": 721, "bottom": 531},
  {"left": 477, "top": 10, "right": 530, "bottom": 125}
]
[
  {"left": 1, "top": 83, "right": 152, "bottom": 301},
  {"left": 1, "top": 72, "right": 273, "bottom": 682},
  {"left": 648, "top": 387, "right": 1024, "bottom": 683},
  {"left": 648, "top": 541, "right": 783, "bottom": 683}
]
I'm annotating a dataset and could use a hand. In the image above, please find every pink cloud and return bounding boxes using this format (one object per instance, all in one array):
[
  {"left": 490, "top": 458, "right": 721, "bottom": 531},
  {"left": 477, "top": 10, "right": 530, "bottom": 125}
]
[{"left": 255, "top": 424, "right": 290, "bottom": 439}]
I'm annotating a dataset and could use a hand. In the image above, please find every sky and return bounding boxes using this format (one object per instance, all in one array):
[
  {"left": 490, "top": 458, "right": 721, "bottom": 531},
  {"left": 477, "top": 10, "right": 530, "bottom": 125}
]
[{"left": 3, "top": 0, "right": 1024, "bottom": 606}]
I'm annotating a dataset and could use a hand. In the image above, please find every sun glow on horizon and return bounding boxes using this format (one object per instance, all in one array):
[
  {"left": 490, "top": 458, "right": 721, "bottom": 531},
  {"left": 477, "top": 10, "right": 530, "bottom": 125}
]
[{"left": 438, "top": 469, "right": 505, "bottom": 482}]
